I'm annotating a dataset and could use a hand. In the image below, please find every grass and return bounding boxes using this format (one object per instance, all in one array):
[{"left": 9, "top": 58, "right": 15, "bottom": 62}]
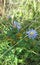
[{"left": 0, "top": 0, "right": 40, "bottom": 65}]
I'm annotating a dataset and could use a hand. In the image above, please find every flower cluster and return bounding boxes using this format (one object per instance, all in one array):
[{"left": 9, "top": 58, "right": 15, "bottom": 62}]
[{"left": 13, "top": 21, "right": 38, "bottom": 39}]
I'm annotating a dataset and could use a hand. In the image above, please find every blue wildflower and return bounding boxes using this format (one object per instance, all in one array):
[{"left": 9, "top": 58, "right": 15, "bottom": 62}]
[
  {"left": 14, "top": 21, "right": 21, "bottom": 31},
  {"left": 26, "top": 29, "right": 38, "bottom": 39}
]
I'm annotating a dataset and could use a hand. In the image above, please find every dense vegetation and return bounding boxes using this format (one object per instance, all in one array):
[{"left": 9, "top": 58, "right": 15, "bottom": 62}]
[{"left": 0, "top": 0, "right": 40, "bottom": 65}]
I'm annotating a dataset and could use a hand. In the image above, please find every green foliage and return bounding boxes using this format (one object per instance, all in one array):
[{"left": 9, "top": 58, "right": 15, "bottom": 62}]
[{"left": 0, "top": 0, "right": 40, "bottom": 65}]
